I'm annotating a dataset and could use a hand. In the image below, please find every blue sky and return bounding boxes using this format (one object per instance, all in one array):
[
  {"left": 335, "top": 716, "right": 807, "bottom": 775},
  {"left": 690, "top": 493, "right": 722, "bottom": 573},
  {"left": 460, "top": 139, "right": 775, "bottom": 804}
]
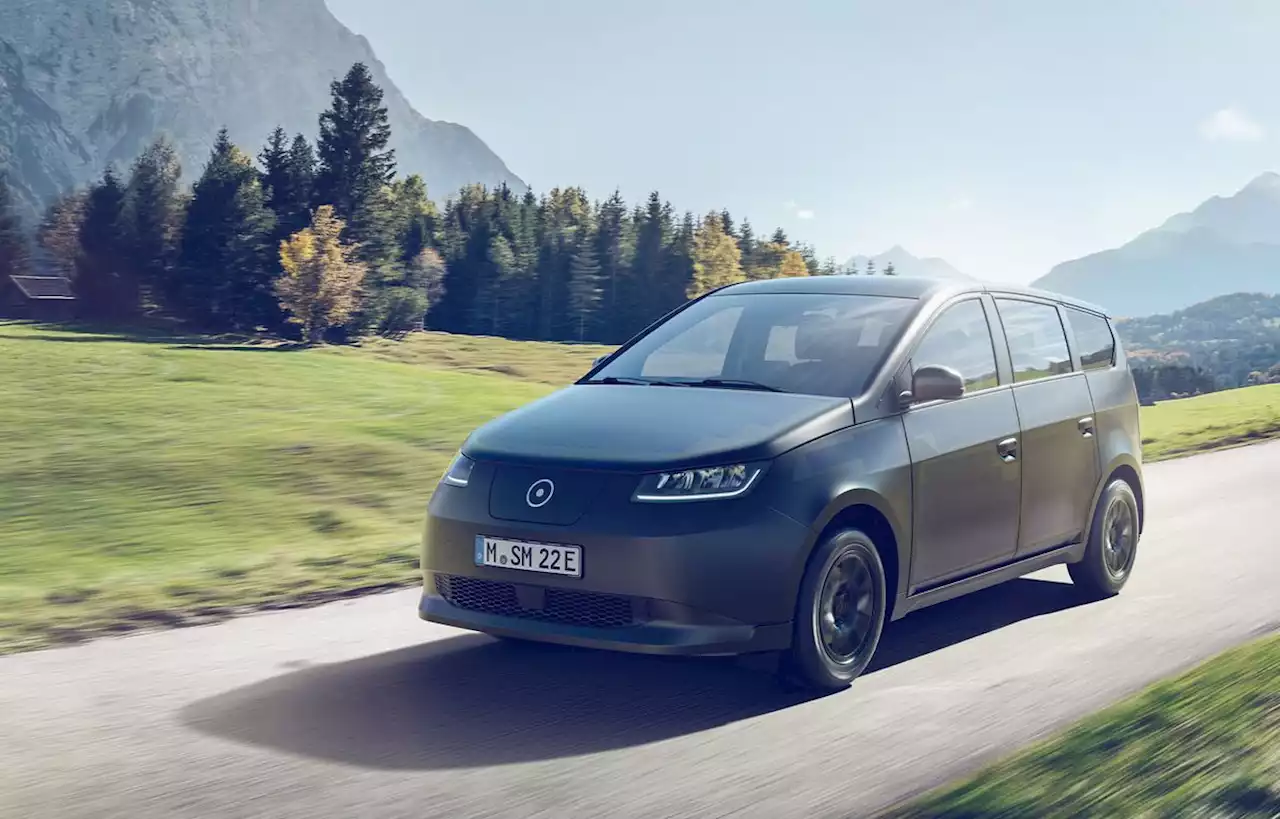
[{"left": 326, "top": 0, "right": 1280, "bottom": 283}]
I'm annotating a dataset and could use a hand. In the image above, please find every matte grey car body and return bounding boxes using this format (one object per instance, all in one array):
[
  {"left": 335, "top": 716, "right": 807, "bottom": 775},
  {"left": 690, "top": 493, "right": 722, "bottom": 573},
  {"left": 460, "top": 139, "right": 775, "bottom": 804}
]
[{"left": 420, "top": 276, "right": 1146, "bottom": 689}]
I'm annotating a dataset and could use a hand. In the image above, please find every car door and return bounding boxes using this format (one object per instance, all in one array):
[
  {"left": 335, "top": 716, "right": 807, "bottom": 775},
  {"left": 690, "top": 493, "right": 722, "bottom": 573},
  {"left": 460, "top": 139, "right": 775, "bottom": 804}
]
[
  {"left": 992, "top": 297, "right": 1101, "bottom": 557},
  {"left": 903, "top": 298, "right": 1023, "bottom": 587}
]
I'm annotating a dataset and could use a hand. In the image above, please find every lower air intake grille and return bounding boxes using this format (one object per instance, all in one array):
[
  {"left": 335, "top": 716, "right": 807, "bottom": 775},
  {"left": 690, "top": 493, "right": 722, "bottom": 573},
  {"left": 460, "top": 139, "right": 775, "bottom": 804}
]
[{"left": 435, "top": 574, "right": 636, "bottom": 629}]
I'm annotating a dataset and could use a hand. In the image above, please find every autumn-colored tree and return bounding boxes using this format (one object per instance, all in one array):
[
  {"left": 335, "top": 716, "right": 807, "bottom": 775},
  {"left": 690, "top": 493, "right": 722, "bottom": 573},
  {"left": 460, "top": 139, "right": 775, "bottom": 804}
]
[
  {"left": 687, "top": 211, "right": 745, "bottom": 298},
  {"left": 37, "top": 190, "right": 88, "bottom": 279},
  {"left": 276, "top": 206, "right": 367, "bottom": 343},
  {"left": 777, "top": 248, "right": 810, "bottom": 278}
]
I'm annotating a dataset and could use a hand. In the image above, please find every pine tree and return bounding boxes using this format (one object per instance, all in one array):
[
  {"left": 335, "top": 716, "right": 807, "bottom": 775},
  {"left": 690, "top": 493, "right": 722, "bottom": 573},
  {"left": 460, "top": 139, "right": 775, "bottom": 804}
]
[
  {"left": 594, "top": 190, "right": 631, "bottom": 339},
  {"left": 178, "top": 129, "right": 279, "bottom": 331},
  {"left": 124, "top": 136, "right": 185, "bottom": 309},
  {"left": 0, "top": 174, "right": 30, "bottom": 278},
  {"left": 75, "top": 168, "right": 133, "bottom": 318},
  {"left": 770, "top": 227, "right": 789, "bottom": 246},
  {"left": 316, "top": 62, "right": 397, "bottom": 263},
  {"left": 866, "top": 258, "right": 877, "bottom": 276},
  {"left": 687, "top": 211, "right": 745, "bottom": 298},
  {"left": 37, "top": 190, "right": 88, "bottom": 280},
  {"left": 884, "top": 260, "right": 897, "bottom": 276},
  {"left": 567, "top": 233, "right": 602, "bottom": 341},
  {"left": 737, "top": 217, "right": 756, "bottom": 273},
  {"left": 389, "top": 174, "right": 438, "bottom": 262},
  {"left": 276, "top": 205, "right": 368, "bottom": 343},
  {"left": 259, "top": 127, "right": 291, "bottom": 216},
  {"left": 477, "top": 233, "right": 515, "bottom": 336}
]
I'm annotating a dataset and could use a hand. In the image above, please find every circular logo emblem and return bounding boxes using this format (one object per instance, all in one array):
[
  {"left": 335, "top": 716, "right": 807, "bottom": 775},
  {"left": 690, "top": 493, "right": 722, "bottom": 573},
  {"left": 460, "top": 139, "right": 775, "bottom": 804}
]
[{"left": 526, "top": 478, "right": 555, "bottom": 508}]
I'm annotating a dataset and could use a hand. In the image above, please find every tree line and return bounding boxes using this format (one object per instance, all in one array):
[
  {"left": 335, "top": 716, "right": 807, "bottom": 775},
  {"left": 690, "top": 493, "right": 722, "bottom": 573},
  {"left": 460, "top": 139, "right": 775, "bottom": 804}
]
[{"left": 0, "top": 62, "right": 891, "bottom": 345}]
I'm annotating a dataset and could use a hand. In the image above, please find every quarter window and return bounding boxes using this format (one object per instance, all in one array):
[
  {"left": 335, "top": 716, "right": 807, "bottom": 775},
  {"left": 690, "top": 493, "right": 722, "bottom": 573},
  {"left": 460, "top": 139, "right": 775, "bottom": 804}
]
[
  {"left": 995, "top": 299, "right": 1073, "bottom": 383},
  {"left": 1065, "top": 307, "right": 1116, "bottom": 371},
  {"left": 912, "top": 299, "right": 999, "bottom": 392}
]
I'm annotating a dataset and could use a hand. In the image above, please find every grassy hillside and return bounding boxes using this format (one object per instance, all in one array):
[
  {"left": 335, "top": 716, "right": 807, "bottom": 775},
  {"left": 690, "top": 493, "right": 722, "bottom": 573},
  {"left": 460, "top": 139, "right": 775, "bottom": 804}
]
[
  {"left": 0, "top": 322, "right": 606, "bottom": 652},
  {"left": 0, "top": 321, "right": 1276, "bottom": 653},
  {"left": 890, "top": 633, "right": 1280, "bottom": 818}
]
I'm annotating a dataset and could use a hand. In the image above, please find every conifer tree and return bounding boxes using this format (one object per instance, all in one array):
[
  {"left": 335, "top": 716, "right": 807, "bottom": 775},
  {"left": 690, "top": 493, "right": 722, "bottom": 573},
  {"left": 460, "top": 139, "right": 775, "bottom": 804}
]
[
  {"left": 124, "top": 136, "right": 185, "bottom": 308},
  {"left": 567, "top": 233, "right": 602, "bottom": 341},
  {"left": 179, "top": 129, "right": 279, "bottom": 330},
  {"left": 316, "top": 62, "right": 396, "bottom": 263},
  {"left": 75, "top": 168, "right": 133, "bottom": 318}
]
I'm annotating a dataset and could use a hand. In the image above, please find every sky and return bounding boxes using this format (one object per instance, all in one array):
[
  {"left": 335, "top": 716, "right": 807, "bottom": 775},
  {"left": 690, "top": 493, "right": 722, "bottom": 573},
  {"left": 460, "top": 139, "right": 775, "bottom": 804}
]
[{"left": 325, "top": 0, "right": 1280, "bottom": 283}]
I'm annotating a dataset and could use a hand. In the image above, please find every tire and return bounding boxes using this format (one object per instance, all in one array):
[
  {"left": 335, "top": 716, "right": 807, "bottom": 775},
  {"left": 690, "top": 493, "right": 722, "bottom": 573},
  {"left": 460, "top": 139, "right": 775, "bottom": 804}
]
[
  {"left": 781, "top": 529, "right": 888, "bottom": 692},
  {"left": 1069, "top": 478, "right": 1140, "bottom": 598}
]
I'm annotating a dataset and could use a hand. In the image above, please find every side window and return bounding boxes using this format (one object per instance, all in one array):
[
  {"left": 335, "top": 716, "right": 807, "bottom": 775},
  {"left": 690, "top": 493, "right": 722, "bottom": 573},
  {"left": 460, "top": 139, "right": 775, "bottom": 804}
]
[
  {"left": 995, "top": 299, "right": 1073, "bottom": 383},
  {"left": 1065, "top": 307, "right": 1116, "bottom": 371},
  {"left": 912, "top": 299, "right": 999, "bottom": 392}
]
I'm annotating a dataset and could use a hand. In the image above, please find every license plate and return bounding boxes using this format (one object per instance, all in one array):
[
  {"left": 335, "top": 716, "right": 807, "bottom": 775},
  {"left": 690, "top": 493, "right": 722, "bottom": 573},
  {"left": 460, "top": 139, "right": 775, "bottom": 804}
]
[{"left": 474, "top": 536, "right": 582, "bottom": 578}]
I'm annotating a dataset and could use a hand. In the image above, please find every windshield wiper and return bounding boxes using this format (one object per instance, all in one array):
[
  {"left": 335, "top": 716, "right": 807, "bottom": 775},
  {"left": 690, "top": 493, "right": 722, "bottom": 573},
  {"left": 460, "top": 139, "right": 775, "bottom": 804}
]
[
  {"left": 585, "top": 376, "right": 684, "bottom": 387},
  {"left": 683, "top": 378, "right": 784, "bottom": 393}
]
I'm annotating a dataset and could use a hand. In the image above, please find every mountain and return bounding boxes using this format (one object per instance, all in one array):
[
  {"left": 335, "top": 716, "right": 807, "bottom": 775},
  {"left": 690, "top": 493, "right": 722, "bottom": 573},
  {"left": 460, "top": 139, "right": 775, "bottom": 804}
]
[
  {"left": 844, "top": 246, "right": 971, "bottom": 280},
  {"left": 0, "top": 0, "right": 525, "bottom": 220},
  {"left": 1116, "top": 291, "right": 1280, "bottom": 389},
  {"left": 0, "top": 40, "right": 91, "bottom": 216},
  {"left": 1034, "top": 173, "right": 1280, "bottom": 318}
]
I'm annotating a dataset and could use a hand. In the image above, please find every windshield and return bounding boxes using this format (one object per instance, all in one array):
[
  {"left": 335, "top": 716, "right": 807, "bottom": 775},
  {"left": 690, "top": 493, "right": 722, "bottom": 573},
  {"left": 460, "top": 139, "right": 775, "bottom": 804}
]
[{"left": 586, "top": 292, "right": 918, "bottom": 397}]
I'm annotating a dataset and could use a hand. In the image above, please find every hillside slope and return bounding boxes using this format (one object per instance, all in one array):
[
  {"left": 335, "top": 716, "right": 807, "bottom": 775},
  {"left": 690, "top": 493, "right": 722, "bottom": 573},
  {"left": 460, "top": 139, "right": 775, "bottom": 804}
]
[{"left": 0, "top": 0, "right": 525, "bottom": 217}]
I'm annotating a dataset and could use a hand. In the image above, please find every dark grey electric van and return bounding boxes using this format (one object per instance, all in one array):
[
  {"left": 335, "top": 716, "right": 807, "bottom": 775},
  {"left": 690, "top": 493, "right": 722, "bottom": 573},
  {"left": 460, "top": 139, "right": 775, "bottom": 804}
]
[{"left": 420, "top": 277, "right": 1145, "bottom": 690}]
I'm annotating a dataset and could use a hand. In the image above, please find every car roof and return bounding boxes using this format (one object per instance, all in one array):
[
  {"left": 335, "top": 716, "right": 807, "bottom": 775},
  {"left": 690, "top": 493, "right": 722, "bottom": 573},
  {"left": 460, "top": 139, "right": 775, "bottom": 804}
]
[{"left": 715, "top": 276, "right": 1111, "bottom": 317}]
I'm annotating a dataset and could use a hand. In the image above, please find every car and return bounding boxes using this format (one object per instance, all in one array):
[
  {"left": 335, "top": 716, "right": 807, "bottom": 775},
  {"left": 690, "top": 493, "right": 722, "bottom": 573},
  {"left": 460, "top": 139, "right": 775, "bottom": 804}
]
[{"left": 419, "top": 276, "right": 1145, "bottom": 691}]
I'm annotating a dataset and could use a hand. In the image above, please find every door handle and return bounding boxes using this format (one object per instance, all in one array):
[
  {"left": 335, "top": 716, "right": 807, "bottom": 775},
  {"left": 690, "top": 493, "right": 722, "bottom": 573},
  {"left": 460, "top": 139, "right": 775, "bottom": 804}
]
[
  {"left": 1078, "top": 416, "right": 1095, "bottom": 437},
  {"left": 997, "top": 437, "right": 1019, "bottom": 462}
]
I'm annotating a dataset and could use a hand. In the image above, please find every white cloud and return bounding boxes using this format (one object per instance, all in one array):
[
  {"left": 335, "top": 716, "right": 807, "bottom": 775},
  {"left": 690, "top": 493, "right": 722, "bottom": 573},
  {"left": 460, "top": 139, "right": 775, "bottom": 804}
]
[
  {"left": 795, "top": 209, "right": 816, "bottom": 220},
  {"left": 1199, "top": 107, "right": 1265, "bottom": 142}
]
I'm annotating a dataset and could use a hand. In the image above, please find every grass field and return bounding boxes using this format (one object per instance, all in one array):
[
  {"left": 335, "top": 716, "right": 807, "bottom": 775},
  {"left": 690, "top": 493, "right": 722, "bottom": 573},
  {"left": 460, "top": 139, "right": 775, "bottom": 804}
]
[
  {"left": 889, "top": 633, "right": 1280, "bottom": 818},
  {"left": 1140, "top": 382, "right": 1280, "bottom": 461},
  {"left": 0, "top": 320, "right": 1277, "bottom": 653},
  {"left": 0, "top": 322, "right": 607, "bottom": 652}
]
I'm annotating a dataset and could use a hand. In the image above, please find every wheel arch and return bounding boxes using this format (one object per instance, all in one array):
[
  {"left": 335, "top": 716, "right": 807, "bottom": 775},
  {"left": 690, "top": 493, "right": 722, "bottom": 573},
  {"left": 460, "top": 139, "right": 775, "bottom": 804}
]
[
  {"left": 804, "top": 489, "right": 910, "bottom": 621},
  {"left": 1084, "top": 455, "right": 1146, "bottom": 548}
]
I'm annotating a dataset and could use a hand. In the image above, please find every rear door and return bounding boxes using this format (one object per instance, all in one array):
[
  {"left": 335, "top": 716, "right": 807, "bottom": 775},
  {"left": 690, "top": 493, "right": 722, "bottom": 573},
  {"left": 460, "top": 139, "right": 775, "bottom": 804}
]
[
  {"left": 992, "top": 297, "right": 1101, "bottom": 556},
  {"left": 903, "top": 298, "right": 1022, "bottom": 587}
]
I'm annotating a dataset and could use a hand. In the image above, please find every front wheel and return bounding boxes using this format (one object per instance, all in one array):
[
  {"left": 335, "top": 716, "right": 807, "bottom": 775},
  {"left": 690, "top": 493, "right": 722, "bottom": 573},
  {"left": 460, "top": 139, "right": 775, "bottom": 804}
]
[
  {"left": 782, "top": 529, "right": 887, "bottom": 692},
  {"left": 1069, "top": 478, "right": 1140, "bottom": 598}
]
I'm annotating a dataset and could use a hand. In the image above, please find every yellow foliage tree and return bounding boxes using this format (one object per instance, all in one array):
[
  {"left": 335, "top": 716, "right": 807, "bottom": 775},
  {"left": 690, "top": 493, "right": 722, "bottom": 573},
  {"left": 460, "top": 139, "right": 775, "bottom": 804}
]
[
  {"left": 276, "top": 205, "right": 368, "bottom": 343},
  {"left": 777, "top": 248, "right": 810, "bottom": 278},
  {"left": 687, "top": 212, "right": 746, "bottom": 298}
]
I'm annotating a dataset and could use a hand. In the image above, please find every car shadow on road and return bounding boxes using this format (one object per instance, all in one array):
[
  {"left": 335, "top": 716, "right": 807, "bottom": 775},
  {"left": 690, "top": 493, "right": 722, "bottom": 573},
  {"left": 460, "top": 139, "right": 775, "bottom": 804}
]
[{"left": 180, "top": 577, "right": 1088, "bottom": 771}]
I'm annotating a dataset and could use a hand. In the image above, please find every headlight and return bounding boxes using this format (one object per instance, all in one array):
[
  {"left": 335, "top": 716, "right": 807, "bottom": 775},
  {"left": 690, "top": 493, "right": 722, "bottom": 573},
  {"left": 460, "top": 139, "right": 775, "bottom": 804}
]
[
  {"left": 441, "top": 453, "right": 475, "bottom": 487},
  {"left": 633, "top": 463, "right": 764, "bottom": 502}
]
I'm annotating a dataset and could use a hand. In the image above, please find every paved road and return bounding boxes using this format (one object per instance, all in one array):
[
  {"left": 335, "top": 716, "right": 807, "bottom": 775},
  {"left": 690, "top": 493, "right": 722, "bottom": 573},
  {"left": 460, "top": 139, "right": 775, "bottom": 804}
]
[{"left": 3, "top": 443, "right": 1279, "bottom": 819}]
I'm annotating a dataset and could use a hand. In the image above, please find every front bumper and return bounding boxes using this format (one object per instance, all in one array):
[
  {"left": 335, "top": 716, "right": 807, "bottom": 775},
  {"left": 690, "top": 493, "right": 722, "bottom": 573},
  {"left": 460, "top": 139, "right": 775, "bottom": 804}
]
[{"left": 419, "top": 466, "right": 812, "bottom": 656}]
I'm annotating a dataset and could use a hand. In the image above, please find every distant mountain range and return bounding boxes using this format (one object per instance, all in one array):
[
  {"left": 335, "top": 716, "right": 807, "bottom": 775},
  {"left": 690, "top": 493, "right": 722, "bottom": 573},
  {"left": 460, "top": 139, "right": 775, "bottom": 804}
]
[
  {"left": 1034, "top": 172, "right": 1280, "bottom": 317},
  {"left": 1115, "top": 291, "right": 1280, "bottom": 387},
  {"left": 0, "top": 0, "right": 525, "bottom": 219},
  {"left": 843, "top": 246, "right": 971, "bottom": 280}
]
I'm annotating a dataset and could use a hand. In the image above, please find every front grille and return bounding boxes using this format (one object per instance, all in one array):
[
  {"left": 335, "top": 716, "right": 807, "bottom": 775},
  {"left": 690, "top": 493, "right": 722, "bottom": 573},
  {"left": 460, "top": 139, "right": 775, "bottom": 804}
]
[{"left": 435, "top": 574, "right": 635, "bottom": 629}]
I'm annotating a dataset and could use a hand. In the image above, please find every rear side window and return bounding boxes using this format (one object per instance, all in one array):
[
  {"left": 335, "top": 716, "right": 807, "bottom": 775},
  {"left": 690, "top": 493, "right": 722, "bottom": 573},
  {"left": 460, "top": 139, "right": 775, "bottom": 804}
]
[
  {"left": 912, "top": 299, "right": 999, "bottom": 392},
  {"left": 1065, "top": 307, "right": 1116, "bottom": 371},
  {"left": 995, "top": 298, "right": 1073, "bottom": 383}
]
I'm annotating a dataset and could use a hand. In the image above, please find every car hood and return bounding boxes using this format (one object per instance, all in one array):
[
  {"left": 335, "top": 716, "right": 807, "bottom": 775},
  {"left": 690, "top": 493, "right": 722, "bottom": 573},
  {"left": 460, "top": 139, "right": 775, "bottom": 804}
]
[{"left": 461, "top": 384, "right": 854, "bottom": 471}]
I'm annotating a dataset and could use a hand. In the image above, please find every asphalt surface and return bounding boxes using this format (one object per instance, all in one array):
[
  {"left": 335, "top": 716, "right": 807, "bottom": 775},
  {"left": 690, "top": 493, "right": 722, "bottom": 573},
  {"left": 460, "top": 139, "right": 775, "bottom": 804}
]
[{"left": 3, "top": 441, "right": 1279, "bottom": 819}]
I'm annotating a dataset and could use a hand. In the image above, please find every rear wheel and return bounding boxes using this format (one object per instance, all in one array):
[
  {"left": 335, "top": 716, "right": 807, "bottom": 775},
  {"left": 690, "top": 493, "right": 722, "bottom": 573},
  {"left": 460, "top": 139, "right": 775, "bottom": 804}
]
[
  {"left": 782, "top": 529, "right": 887, "bottom": 692},
  {"left": 1069, "top": 478, "right": 1140, "bottom": 597}
]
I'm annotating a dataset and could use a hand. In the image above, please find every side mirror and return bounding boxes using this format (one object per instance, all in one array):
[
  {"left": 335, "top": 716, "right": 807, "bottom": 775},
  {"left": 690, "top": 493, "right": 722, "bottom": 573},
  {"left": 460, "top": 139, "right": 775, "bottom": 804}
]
[
  {"left": 901, "top": 364, "right": 965, "bottom": 405},
  {"left": 592, "top": 355, "right": 609, "bottom": 368}
]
